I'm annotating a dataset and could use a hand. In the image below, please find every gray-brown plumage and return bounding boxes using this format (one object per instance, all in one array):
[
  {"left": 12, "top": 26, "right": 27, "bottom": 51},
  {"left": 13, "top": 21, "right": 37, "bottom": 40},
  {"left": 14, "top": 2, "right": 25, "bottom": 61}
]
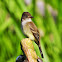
[{"left": 21, "top": 12, "right": 43, "bottom": 58}]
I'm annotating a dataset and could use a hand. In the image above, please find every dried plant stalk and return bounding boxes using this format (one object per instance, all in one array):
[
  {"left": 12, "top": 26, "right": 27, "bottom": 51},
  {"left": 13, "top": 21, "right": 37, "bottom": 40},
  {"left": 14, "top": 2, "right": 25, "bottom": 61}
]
[{"left": 21, "top": 38, "right": 38, "bottom": 62}]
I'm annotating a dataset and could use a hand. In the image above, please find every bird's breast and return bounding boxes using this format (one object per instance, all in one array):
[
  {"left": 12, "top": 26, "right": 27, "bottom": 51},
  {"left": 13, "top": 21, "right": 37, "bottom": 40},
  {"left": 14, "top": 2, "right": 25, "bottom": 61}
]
[{"left": 22, "top": 23, "right": 35, "bottom": 40}]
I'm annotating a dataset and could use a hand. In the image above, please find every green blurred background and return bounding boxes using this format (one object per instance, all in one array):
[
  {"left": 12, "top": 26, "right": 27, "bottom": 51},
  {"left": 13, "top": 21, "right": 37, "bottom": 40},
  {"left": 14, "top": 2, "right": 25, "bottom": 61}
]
[{"left": 0, "top": 0, "right": 62, "bottom": 62}]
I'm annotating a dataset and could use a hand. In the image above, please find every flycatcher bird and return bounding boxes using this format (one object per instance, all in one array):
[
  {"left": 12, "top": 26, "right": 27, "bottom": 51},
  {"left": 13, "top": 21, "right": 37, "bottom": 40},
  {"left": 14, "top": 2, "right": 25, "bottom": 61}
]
[{"left": 21, "top": 12, "right": 43, "bottom": 58}]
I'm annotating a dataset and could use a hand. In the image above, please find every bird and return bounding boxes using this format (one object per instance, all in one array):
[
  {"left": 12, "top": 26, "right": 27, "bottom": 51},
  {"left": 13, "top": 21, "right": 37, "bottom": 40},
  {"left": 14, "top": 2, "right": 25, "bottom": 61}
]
[{"left": 21, "top": 12, "right": 43, "bottom": 58}]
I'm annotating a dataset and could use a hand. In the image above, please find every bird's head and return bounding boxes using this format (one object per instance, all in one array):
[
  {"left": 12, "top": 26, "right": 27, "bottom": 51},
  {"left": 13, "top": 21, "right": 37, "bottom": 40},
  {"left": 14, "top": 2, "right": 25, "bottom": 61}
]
[{"left": 21, "top": 12, "right": 33, "bottom": 19}]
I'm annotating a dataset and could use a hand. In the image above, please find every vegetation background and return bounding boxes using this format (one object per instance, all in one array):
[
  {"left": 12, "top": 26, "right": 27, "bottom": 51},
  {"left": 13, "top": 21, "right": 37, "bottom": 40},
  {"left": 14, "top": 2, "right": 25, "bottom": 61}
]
[{"left": 0, "top": 0, "right": 62, "bottom": 62}]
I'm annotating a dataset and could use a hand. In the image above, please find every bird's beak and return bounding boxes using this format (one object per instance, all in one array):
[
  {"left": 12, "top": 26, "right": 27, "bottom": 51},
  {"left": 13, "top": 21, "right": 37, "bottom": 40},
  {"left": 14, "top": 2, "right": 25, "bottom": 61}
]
[{"left": 29, "top": 16, "right": 34, "bottom": 18}]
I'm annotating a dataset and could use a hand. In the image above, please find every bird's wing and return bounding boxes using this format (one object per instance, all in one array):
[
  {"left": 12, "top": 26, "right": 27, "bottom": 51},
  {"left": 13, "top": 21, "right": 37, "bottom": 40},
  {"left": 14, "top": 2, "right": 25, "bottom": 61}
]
[{"left": 27, "top": 22, "right": 40, "bottom": 45}]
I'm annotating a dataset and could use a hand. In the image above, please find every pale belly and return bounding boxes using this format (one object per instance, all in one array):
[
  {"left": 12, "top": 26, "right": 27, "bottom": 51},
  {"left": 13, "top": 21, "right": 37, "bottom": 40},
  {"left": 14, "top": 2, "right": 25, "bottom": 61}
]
[{"left": 23, "top": 24, "right": 35, "bottom": 40}]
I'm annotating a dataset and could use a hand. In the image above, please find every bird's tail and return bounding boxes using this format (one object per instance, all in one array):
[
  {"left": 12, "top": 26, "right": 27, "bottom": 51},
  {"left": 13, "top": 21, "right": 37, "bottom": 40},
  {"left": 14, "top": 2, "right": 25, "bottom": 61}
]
[{"left": 39, "top": 45, "right": 43, "bottom": 58}]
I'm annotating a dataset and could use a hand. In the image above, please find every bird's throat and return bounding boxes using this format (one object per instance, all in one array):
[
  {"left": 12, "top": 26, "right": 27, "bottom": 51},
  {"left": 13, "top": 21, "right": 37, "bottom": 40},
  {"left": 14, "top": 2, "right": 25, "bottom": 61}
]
[{"left": 22, "top": 18, "right": 32, "bottom": 26}]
